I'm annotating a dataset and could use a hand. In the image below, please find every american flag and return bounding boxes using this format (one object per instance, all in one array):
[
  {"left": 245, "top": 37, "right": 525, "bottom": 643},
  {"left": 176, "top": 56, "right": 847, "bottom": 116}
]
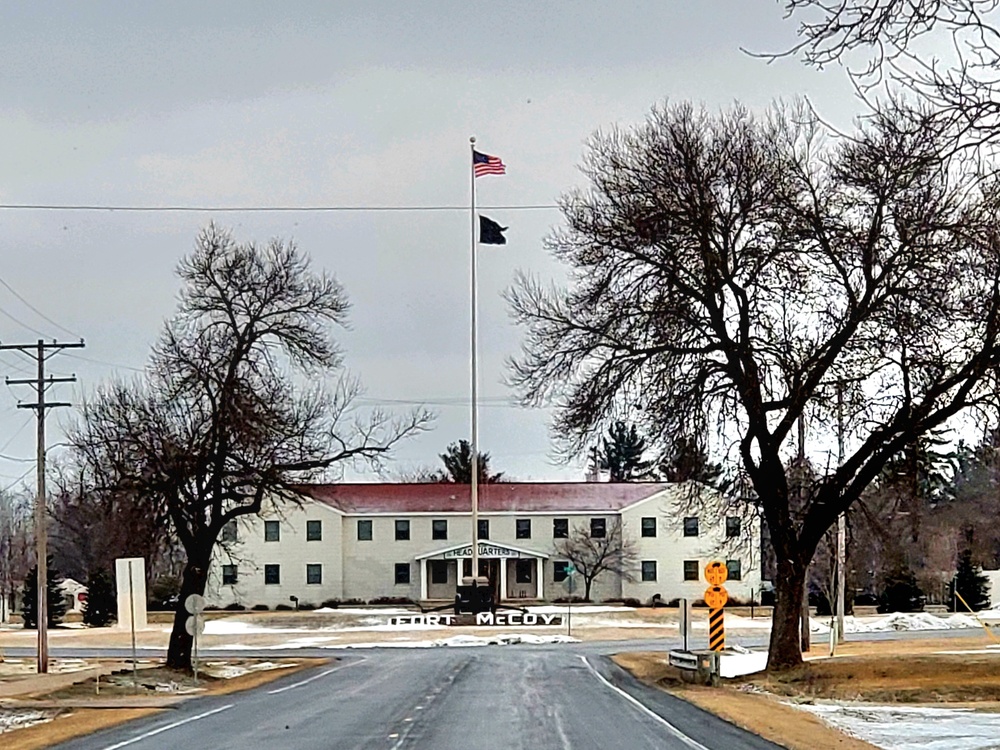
[{"left": 473, "top": 150, "right": 506, "bottom": 177}]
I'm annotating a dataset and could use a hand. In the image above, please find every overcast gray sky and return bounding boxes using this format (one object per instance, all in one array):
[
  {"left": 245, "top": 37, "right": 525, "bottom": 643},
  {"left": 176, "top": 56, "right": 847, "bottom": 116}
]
[{"left": 0, "top": 1, "right": 860, "bottom": 485}]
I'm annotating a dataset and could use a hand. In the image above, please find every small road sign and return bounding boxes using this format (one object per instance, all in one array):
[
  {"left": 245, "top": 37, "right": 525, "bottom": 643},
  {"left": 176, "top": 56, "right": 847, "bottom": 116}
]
[
  {"left": 185, "top": 594, "right": 206, "bottom": 614},
  {"left": 704, "top": 585, "right": 728, "bottom": 610},
  {"left": 704, "top": 561, "right": 728, "bottom": 586},
  {"left": 565, "top": 564, "right": 576, "bottom": 575},
  {"left": 185, "top": 615, "right": 205, "bottom": 637}
]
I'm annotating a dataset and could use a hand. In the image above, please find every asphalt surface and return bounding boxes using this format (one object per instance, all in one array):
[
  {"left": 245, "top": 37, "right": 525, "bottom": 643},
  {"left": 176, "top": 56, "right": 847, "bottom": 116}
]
[{"left": 46, "top": 645, "right": 783, "bottom": 750}]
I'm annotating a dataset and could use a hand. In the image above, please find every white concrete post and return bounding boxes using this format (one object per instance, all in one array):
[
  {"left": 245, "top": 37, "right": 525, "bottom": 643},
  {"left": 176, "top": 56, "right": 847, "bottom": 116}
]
[
  {"left": 115, "top": 558, "right": 147, "bottom": 631},
  {"left": 419, "top": 559, "right": 428, "bottom": 601},
  {"left": 536, "top": 559, "right": 544, "bottom": 600},
  {"left": 499, "top": 559, "right": 508, "bottom": 602}
]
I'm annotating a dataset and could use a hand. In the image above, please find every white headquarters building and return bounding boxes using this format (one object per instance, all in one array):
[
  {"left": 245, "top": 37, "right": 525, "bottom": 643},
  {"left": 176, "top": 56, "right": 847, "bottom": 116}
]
[{"left": 205, "top": 482, "right": 760, "bottom": 608}]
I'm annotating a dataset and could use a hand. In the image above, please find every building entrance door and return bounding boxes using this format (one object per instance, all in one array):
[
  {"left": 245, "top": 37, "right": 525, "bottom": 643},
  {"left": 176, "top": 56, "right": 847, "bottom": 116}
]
[{"left": 463, "top": 558, "right": 501, "bottom": 604}]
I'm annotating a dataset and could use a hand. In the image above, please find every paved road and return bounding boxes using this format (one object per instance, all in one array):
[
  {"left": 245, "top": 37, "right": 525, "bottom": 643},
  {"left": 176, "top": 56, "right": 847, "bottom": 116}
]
[{"left": 49, "top": 646, "right": 781, "bottom": 750}]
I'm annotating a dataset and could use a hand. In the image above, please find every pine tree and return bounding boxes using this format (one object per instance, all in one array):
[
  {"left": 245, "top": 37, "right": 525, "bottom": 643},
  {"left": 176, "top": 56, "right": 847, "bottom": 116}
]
[
  {"left": 437, "top": 440, "right": 504, "bottom": 483},
  {"left": 951, "top": 548, "right": 991, "bottom": 612},
  {"left": 877, "top": 565, "right": 925, "bottom": 613},
  {"left": 82, "top": 569, "right": 117, "bottom": 627},
  {"left": 597, "top": 422, "right": 653, "bottom": 481},
  {"left": 20, "top": 556, "right": 66, "bottom": 629},
  {"left": 658, "top": 435, "right": 723, "bottom": 486}
]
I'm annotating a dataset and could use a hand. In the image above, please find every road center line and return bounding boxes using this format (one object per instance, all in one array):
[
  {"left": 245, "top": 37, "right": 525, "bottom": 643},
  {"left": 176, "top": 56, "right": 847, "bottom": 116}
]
[
  {"left": 267, "top": 657, "right": 365, "bottom": 694},
  {"left": 579, "top": 656, "right": 711, "bottom": 750},
  {"left": 99, "top": 704, "right": 234, "bottom": 750}
]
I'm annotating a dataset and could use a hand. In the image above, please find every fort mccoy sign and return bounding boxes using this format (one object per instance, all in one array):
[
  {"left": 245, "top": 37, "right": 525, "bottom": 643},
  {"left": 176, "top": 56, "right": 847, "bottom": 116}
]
[{"left": 388, "top": 612, "right": 564, "bottom": 627}]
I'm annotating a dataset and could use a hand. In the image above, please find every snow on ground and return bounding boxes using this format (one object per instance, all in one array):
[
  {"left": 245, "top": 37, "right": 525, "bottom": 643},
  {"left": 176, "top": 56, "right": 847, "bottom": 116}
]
[
  {"left": 796, "top": 702, "right": 1000, "bottom": 750},
  {"left": 526, "top": 605, "right": 635, "bottom": 615},
  {"left": 312, "top": 608, "right": 413, "bottom": 616},
  {"left": 811, "top": 612, "right": 984, "bottom": 635},
  {"left": 0, "top": 708, "right": 57, "bottom": 734},
  {"left": 340, "top": 634, "right": 581, "bottom": 649},
  {"left": 201, "top": 661, "right": 296, "bottom": 679}
]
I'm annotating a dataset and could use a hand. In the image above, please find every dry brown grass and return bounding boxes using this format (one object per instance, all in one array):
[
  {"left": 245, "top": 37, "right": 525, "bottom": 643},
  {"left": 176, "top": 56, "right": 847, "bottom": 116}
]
[{"left": 614, "top": 637, "right": 1000, "bottom": 750}]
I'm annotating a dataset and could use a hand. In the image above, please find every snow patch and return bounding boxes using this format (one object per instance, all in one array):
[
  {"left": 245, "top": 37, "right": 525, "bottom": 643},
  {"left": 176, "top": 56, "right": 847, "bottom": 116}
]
[
  {"left": 202, "top": 661, "right": 295, "bottom": 679},
  {"left": 719, "top": 650, "right": 768, "bottom": 678},
  {"left": 0, "top": 708, "right": 57, "bottom": 734},
  {"left": 338, "top": 633, "right": 581, "bottom": 649},
  {"left": 796, "top": 702, "right": 1000, "bottom": 750},
  {"left": 526, "top": 605, "right": 635, "bottom": 614}
]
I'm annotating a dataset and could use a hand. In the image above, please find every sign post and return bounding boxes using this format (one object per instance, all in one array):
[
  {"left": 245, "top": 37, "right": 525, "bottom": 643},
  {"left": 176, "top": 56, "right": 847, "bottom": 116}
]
[
  {"left": 565, "top": 564, "right": 576, "bottom": 637},
  {"left": 704, "top": 561, "right": 729, "bottom": 652},
  {"left": 185, "top": 594, "right": 206, "bottom": 685}
]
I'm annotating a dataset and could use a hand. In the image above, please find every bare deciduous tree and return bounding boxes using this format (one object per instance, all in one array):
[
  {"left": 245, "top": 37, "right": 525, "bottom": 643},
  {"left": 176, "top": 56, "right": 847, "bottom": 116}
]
[
  {"left": 780, "top": 1, "right": 1000, "bottom": 152},
  {"left": 554, "top": 519, "right": 638, "bottom": 601},
  {"left": 508, "top": 100, "right": 1000, "bottom": 669},
  {"left": 69, "top": 225, "right": 431, "bottom": 670},
  {"left": 0, "top": 489, "right": 33, "bottom": 622}
]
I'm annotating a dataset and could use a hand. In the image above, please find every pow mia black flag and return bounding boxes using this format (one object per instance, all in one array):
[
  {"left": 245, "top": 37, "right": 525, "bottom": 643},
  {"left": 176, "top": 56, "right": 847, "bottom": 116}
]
[{"left": 479, "top": 215, "right": 507, "bottom": 245}]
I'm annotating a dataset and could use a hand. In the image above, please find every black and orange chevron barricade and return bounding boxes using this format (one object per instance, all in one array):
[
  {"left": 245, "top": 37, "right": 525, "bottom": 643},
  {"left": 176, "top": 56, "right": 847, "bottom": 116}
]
[{"left": 704, "top": 561, "right": 729, "bottom": 652}]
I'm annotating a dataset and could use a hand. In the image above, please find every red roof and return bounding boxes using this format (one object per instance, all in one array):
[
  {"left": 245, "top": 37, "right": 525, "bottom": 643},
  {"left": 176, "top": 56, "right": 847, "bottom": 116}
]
[{"left": 298, "top": 482, "right": 670, "bottom": 514}]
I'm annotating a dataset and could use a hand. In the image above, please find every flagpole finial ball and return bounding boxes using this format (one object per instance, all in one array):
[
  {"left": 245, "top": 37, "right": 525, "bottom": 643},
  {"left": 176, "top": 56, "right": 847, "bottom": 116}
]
[{"left": 470, "top": 136, "right": 476, "bottom": 144}]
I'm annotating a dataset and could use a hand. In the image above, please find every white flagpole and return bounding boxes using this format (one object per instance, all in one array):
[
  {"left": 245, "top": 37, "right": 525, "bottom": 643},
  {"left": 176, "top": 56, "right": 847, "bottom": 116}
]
[{"left": 469, "top": 136, "right": 480, "bottom": 581}]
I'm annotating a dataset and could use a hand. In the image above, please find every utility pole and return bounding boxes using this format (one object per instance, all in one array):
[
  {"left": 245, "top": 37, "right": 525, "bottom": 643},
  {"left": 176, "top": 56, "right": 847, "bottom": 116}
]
[
  {"left": 798, "top": 414, "right": 810, "bottom": 653},
  {"left": 2, "top": 338, "right": 84, "bottom": 673},
  {"left": 835, "top": 380, "right": 846, "bottom": 644}
]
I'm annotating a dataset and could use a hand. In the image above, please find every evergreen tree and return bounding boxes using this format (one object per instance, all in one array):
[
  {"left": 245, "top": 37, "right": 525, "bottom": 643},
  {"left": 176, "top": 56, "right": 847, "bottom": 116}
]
[
  {"left": 437, "top": 440, "right": 504, "bottom": 484},
  {"left": 877, "top": 565, "right": 925, "bottom": 613},
  {"left": 951, "top": 548, "right": 991, "bottom": 612},
  {"left": 658, "top": 435, "right": 723, "bottom": 486},
  {"left": 21, "top": 556, "right": 66, "bottom": 629},
  {"left": 597, "top": 422, "right": 653, "bottom": 482},
  {"left": 82, "top": 568, "right": 117, "bottom": 627}
]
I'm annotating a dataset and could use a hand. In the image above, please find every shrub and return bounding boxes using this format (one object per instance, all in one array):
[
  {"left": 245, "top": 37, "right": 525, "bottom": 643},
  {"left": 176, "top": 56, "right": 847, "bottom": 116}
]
[
  {"left": 877, "top": 567, "right": 925, "bottom": 613},
  {"left": 297, "top": 602, "right": 315, "bottom": 610},
  {"left": 950, "top": 548, "right": 991, "bottom": 612},
  {"left": 552, "top": 596, "right": 589, "bottom": 604},
  {"left": 320, "top": 599, "right": 340, "bottom": 609},
  {"left": 223, "top": 602, "right": 246, "bottom": 611},
  {"left": 148, "top": 574, "right": 181, "bottom": 611},
  {"left": 275, "top": 604, "right": 293, "bottom": 611},
  {"left": 204, "top": 604, "right": 220, "bottom": 611},
  {"left": 251, "top": 604, "right": 269, "bottom": 611}
]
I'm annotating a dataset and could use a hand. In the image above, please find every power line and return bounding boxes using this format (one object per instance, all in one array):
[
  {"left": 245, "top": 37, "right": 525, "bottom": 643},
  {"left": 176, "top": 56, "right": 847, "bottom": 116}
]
[
  {"left": 0, "top": 305, "right": 51, "bottom": 338},
  {"left": 0, "top": 274, "right": 81, "bottom": 339},
  {"left": 0, "top": 203, "right": 558, "bottom": 213},
  {"left": 1, "top": 466, "right": 34, "bottom": 494},
  {"left": 62, "top": 352, "right": 144, "bottom": 373}
]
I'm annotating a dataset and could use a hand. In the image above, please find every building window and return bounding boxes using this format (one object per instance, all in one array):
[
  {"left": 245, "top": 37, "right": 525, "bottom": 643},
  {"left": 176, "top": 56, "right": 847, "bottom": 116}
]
[
  {"left": 478, "top": 519, "right": 490, "bottom": 540},
  {"left": 727, "top": 559, "right": 742, "bottom": 581},
  {"left": 221, "top": 564, "right": 237, "bottom": 585},
  {"left": 641, "top": 561, "right": 657, "bottom": 582},
  {"left": 590, "top": 518, "right": 606, "bottom": 538},
  {"left": 395, "top": 519, "right": 410, "bottom": 541},
  {"left": 683, "top": 517, "right": 699, "bottom": 537},
  {"left": 432, "top": 519, "right": 448, "bottom": 541},
  {"left": 221, "top": 521, "right": 237, "bottom": 543},
  {"left": 357, "top": 519, "right": 373, "bottom": 541},
  {"left": 553, "top": 518, "right": 568, "bottom": 538},
  {"left": 395, "top": 563, "right": 411, "bottom": 585},
  {"left": 264, "top": 520, "right": 280, "bottom": 542},
  {"left": 306, "top": 520, "right": 322, "bottom": 541},
  {"left": 641, "top": 517, "right": 656, "bottom": 537},
  {"left": 307, "top": 564, "right": 322, "bottom": 585},
  {"left": 515, "top": 559, "right": 533, "bottom": 584},
  {"left": 516, "top": 519, "right": 531, "bottom": 539},
  {"left": 683, "top": 560, "right": 699, "bottom": 581},
  {"left": 430, "top": 560, "right": 449, "bottom": 585},
  {"left": 726, "top": 517, "right": 741, "bottom": 538},
  {"left": 264, "top": 564, "right": 280, "bottom": 585},
  {"left": 553, "top": 560, "right": 570, "bottom": 582}
]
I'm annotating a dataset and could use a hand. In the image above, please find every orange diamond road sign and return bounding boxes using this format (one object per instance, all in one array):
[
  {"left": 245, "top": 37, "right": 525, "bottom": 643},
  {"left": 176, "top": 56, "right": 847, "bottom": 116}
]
[
  {"left": 704, "top": 585, "right": 729, "bottom": 610},
  {"left": 704, "top": 561, "right": 728, "bottom": 586}
]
